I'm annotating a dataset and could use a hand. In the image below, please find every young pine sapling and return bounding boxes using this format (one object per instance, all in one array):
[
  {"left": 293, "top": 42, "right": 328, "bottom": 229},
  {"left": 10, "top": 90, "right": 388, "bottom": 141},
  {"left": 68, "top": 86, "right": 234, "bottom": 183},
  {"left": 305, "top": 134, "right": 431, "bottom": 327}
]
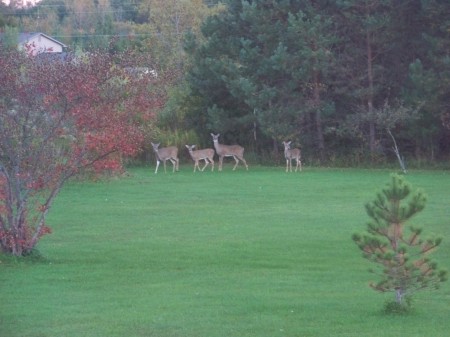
[{"left": 352, "top": 174, "right": 447, "bottom": 311}]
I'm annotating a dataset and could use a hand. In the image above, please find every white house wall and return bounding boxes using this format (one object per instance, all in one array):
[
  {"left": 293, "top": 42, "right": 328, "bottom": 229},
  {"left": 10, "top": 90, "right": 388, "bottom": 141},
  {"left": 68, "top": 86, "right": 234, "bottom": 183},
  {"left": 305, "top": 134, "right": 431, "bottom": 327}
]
[{"left": 20, "top": 35, "right": 64, "bottom": 55}]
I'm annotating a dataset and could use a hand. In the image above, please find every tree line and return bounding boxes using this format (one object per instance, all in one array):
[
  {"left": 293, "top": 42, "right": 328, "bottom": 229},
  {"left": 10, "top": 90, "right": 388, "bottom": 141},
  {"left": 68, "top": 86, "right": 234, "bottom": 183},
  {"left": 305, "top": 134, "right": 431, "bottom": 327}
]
[
  {"left": 1, "top": 0, "right": 449, "bottom": 167},
  {"left": 180, "top": 0, "right": 450, "bottom": 166}
]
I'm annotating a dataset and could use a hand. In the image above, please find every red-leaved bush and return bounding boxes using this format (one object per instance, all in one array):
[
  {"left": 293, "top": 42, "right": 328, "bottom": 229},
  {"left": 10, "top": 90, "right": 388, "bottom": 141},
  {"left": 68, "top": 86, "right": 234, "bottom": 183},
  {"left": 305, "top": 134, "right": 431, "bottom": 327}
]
[{"left": 0, "top": 44, "right": 165, "bottom": 256}]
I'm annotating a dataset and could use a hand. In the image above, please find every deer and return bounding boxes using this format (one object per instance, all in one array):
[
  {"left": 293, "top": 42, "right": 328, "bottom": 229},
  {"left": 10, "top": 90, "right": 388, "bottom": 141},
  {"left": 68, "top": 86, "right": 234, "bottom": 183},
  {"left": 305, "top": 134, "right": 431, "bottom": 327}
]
[
  {"left": 151, "top": 142, "right": 179, "bottom": 174},
  {"left": 185, "top": 145, "right": 215, "bottom": 172},
  {"left": 282, "top": 141, "right": 302, "bottom": 172},
  {"left": 211, "top": 133, "right": 248, "bottom": 171}
]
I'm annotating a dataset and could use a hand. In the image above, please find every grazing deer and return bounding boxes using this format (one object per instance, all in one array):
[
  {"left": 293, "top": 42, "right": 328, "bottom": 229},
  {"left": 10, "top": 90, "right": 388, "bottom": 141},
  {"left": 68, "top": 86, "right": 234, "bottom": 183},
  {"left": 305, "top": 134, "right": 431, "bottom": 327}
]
[
  {"left": 211, "top": 133, "right": 248, "bottom": 171},
  {"left": 185, "top": 145, "right": 215, "bottom": 172},
  {"left": 151, "top": 142, "right": 179, "bottom": 174},
  {"left": 282, "top": 141, "right": 302, "bottom": 172}
]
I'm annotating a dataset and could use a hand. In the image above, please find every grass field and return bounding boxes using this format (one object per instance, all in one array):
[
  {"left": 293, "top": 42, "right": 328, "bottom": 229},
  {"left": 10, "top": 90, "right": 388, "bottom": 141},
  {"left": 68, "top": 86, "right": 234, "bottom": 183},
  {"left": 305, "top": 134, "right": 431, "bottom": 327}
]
[{"left": 1, "top": 165, "right": 449, "bottom": 337}]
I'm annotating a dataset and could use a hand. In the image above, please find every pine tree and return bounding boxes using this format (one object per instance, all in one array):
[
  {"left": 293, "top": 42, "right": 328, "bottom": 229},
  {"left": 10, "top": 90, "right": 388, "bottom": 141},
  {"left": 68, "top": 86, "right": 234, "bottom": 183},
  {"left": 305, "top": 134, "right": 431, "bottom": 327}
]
[
  {"left": 184, "top": 0, "right": 338, "bottom": 154},
  {"left": 352, "top": 174, "right": 447, "bottom": 311}
]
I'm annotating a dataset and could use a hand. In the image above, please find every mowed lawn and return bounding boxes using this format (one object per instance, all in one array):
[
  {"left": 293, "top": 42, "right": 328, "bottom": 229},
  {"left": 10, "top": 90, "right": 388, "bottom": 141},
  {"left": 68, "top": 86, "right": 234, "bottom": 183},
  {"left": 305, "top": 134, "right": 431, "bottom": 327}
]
[{"left": 1, "top": 165, "right": 449, "bottom": 337}]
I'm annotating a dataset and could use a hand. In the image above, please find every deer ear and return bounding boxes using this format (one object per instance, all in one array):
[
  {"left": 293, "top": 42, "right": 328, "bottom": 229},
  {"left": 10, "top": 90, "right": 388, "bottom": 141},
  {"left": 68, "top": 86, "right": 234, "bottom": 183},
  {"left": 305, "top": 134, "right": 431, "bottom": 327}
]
[{"left": 185, "top": 145, "right": 189, "bottom": 149}]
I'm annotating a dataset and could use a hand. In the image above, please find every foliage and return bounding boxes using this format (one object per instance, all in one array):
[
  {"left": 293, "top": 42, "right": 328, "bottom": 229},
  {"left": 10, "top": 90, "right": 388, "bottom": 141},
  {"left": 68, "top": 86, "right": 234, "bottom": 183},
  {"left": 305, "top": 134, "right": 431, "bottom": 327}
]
[
  {"left": 0, "top": 45, "right": 163, "bottom": 256},
  {"left": 183, "top": 0, "right": 450, "bottom": 163},
  {"left": 184, "top": 1, "right": 322, "bottom": 148},
  {"left": 2, "top": 0, "right": 223, "bottom": 78},
  {"left": 352, "top": 174, "right": 447, "bottom": 309},
  {"left": 2, "top": 0, "right": 450, "bottom": 165}
]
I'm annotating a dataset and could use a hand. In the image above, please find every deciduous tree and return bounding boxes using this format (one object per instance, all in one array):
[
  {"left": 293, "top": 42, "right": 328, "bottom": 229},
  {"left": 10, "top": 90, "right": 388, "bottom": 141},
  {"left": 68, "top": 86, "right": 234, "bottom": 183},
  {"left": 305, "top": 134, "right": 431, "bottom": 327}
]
[{"left": 0, "top": 45, "right": 161, "bottom": 256}]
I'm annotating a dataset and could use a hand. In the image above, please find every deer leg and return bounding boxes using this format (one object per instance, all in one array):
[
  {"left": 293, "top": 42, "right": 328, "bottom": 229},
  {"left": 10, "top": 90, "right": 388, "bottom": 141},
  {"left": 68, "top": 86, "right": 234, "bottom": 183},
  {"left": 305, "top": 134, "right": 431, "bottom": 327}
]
[
  {"left": 169, "top": 158, "right": 176, "bottom": 173},
  {"left": 296, "top": 158, "right": 302, "bottom": 172},
  {"left": 232, "top": 156, "right": 240, "bottom": 170},
  {"left": 201, "top": 159, "right": 209, "bottom": 171},
  {"left": 155, "top": 160, "right": 160, "bottom": 174},
  {"left": 197, "top": 160, "right": 203, "bottom": 172},
  {"left": 210, "top": 159, "right": 214, "bottom": 171},
  {"left": 285, "top": 159, "right": 289, "bottom": 172},
  {"left": 239, "top": 156, "right": 248, "bottom": 170},
  {"left": 219, "top": 156, "right": 223, "bottom": 171},
  {"left": 172, "top": 158, "right": 179, "bottom": 172}
]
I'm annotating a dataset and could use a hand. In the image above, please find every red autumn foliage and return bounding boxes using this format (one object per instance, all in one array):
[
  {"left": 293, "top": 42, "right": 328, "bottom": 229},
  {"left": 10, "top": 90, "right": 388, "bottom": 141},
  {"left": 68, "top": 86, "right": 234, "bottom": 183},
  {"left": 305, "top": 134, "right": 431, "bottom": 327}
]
[{"left": 0, "top": 44, "right": 166, "bottom": 256}]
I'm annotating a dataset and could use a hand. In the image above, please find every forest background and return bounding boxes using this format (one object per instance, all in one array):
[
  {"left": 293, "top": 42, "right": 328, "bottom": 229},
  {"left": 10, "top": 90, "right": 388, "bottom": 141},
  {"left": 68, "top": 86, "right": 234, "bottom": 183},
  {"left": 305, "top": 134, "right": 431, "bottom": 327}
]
[{"left": 1, "top": 0, "right": 449, "bottom": 168}]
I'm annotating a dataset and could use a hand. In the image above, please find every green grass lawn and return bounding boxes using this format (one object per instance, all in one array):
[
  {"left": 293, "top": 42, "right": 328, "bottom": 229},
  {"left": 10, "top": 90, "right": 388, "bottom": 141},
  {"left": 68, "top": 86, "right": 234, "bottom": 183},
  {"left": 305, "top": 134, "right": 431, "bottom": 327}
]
[{"left": 1, "top": 165, "right": 449, "bottom": 337}]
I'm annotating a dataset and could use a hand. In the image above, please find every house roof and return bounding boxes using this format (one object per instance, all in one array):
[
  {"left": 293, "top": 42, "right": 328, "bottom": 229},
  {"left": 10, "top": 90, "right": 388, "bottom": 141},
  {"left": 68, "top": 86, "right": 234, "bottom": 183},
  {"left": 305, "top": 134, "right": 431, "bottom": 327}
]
[{"left": 17, "top": 32, "right": 67, "bottom": 48}]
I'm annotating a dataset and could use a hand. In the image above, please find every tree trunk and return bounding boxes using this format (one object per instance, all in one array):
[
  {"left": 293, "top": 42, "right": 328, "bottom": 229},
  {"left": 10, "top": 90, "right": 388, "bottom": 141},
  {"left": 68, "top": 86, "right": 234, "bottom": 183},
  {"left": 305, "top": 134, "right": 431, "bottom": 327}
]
[
  {"left": 388, "top": 129, "right": 407, "bottom": 173},
  {"left": 272, "top": 138, "right": 279, "bottom": 157},
  {"left": 366, "top": 30, "right": 376, "bottom": 156},
  {"left": 313, "top": 71, "right": 325, "bottom": 162},
  {"left": 395, "top": 288, "right": 406, "bottom": 305}
]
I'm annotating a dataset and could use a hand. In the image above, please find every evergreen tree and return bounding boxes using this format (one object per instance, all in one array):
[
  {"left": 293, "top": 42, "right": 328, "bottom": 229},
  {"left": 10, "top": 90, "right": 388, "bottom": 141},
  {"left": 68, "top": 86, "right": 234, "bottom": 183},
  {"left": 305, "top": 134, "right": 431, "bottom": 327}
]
[
  {"left": 184, "top": 0, "right": 337, "bottom": 157},
  {"left": 401, "top": 1, "right": 450, "bottom": 159},
  {"left": 352, "top": 174, "right": 447, "bottom": 311},
  {"left": 184, "top": 0, "right": 256, "bottom": 146},
  {"left": 283, "top": 3, "right": 337, "bottom": 161},
  {"left": 334, "top": 0, "right": 395, "bottom": 156}
]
